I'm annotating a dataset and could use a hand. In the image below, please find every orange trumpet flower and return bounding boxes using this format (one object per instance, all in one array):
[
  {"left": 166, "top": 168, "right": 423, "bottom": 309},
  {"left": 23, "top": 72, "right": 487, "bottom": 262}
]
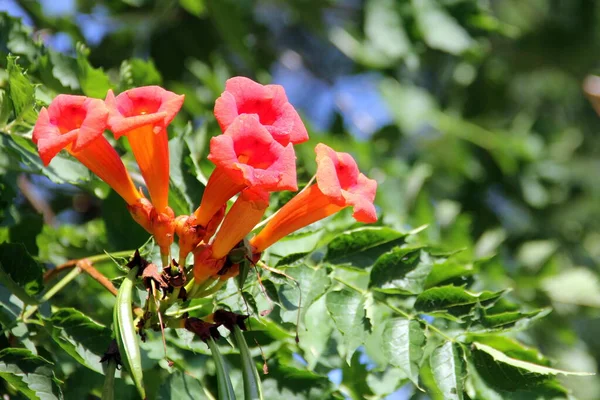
[
  {"left": 211, "top": 188, "right": 270, "bottom": 260},
  {"left": 250, "top": 143, "right": 378, "bottom": 253},
  {"left": 105, "top": 86, "right": 184, "bottom": 212},
  {"left": 32, "top": 94, "right": 141, "bottom": 206},
  {"left": 193, "top": 115, "right": 297, "bottom": 226},
  {"left": 214, "top": 76, "right": 309, "bottom": 146}
]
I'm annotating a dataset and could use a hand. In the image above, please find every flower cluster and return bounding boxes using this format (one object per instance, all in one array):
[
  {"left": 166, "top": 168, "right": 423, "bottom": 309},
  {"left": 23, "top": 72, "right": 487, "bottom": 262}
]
[{"left": 33, "top": 76, "right": 378, "bottom": 297}]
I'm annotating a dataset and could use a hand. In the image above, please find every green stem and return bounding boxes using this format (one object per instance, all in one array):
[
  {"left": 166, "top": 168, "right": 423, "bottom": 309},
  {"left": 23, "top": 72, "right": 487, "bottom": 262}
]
[
  {"left": 161, "top": 253, "right": 170, "bottom": 270},
  {"left": 196, "top": 280, "right": 226, "bottom": 298},
  {"left": 188, "top": 278, "right": 218, "bottom": 299},
  {"left": 23, "top": 267, "right": 82, "bottom": 321},
  {"left": 88, "top": 250, "right": 136, "bottom": 264},
  {"left": 207, "top": 336, "right": 236, "bottom": 400},
  {"left": 101, "top": 359, "right": 117, "bottom": 400},
  {"left": 233, "top": 325, "right": 263, "bottom": 400}
]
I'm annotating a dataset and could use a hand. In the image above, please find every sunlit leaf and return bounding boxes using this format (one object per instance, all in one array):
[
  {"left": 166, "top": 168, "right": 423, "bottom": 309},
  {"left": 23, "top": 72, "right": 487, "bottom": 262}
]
[
  {"left": 326, "top": 288, "right": 371, "bottom": 363},
  {"left": 430, "top": 342, "right": 464, "bottom": 400},
  {"left": 382, "top": 318, "right": 425, "bottom": 385}
]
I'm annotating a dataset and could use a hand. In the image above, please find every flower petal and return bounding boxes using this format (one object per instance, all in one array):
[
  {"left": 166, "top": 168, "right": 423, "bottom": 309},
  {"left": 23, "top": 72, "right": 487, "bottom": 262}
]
[{"left": 214, "top": 76, "right": 308, "bottom": 145}]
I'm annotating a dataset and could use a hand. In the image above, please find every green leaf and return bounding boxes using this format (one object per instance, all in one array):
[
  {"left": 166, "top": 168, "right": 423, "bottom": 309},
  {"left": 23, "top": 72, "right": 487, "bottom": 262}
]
[
  {"left": 424, "top": 259, "right": 477, "bottom": 289},
  {"left": 0, "top": 13, "right": 40, "bottom": 64},
  {"left": 9, "top": 212, "right": 44, "bottom": 255},
  {"left": 0, "top": 348, "right": 63, "bottom": 400},
  {"left": 414, "top": 286, "right": 505, "bottom": 321},
  {"left": 297, "top": 296, "right": 334, "bottom": 369},
  {"left": 326, "top": 288, "right": 371, "bottom": 363},
  {"left": 369, "top": 247, "right": 432, "bottom": 294},
  {"left": 119, "top": 58, "right": 162, "bottom": 90},
  {"left": 474, "top": 305, "right": 551, "bottom": 332},
  {"left": 0, "top": 89, "right": 12, "bottom": 127},
  {"left": 38, "top": 50, "right": 80, "bottom": 92},
  {"left": 430, "top": 342, "right": 464, "bottom": 400},
  {"left": 102, "top": 190, "right": 149, "bottom": 251},
  {"left": 6, "top": 55, "right": 37, "bottom": 125},
  {"left": 45, "top": 308, "right": 113, "bottom": 374},
  {"left": 180, "top": 0, "right": 206, "bottom": 16},
  {"left": 157, "top": 370, "right": 209, "bottom": 400},
  {"left": 277, "top": 264, "right": 330, "bottom": 324},
  {"left": 114, "top": 266, "right": 145, "bottom": 399},
  {"left": 76, "top": 43, "right": 112, "bottom": 99},
  {"left": 466, "top": 335, "right": 552, "bottom": 366},
  {"left": 260, "top": 352, "right": 333, "bottom": 400},
  {"left": 412, "top": 0, "right": 473, "bottom": 55},
  {"left": 542, "top": 268, "right": 600, "bottom": 308},
  {"left": 364, "top": 0, "right": 410, "bottom": 60},
  {"left": 342, "top": 352, "right": 374, "bottom": 399},
  {"left": 324, "top": 227, "right": 406, "bottom": 269},
  {"left": 0, "top": 135, "right": 91, "bottom": 185},
  {"left": 0, "top": 242, "right": 43, "bottom": 303},
  {"left": 274, "top": 252, "right": 309, "bottom": 268},
  {"left": 168, "top": 126, "right": 205, "bottom": 216},
  {"left": 382, "top": 318, "right": 425, "bottom": 385},
  {"left": 471, "top": 342, "right": 593, "bottom": 392}
]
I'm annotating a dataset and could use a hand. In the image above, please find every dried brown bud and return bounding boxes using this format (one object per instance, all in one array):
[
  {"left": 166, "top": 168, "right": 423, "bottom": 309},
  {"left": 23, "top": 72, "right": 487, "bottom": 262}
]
[
  {"left": 213, "top": 309, "right": 249, "bottom": 332},
  {"left": 100, "top": 339, "right": 122, "bottom": 367},
  {"left": 184, "top": 317, "right": 221, "bottom": 342}
]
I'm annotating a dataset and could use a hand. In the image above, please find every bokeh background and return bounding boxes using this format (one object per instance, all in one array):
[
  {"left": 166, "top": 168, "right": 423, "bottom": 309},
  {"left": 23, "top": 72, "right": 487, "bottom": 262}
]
[{"left": 2, "top": 0, "right": 600, "bottom": 398}]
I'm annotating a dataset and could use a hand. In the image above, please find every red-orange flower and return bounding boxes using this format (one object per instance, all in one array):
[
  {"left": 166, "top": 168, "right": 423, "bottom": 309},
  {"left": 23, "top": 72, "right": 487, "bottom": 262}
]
[
  {"left": 250, "top": 143, "right": 377, "bottom": 253},
  {"left": 192, "top": 244, "right": 225, "bottom": 284},
  {"left": 214, "top": 76, "right": 308, "bottom": 146},
  {"left": 175, "top": 205, "right": 225, "bottom": 264},
  {"left": 211, "top": 188, "right": 270, "bottom": 260},
  {"left": 105, "top": 86, "right": 184, "bottom": 212},
  {"left": 32, "top": 95, "right": 141, "bottom": 205},
  {"left": 192, "top": 189, "right": 269, "bottom": 285},
  {"left": 193, "top": 115, "right": 297, "bottom": 226}
]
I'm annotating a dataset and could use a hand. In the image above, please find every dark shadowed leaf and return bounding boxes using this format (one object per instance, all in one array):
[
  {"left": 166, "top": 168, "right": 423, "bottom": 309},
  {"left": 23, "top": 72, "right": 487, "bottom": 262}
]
[
  {"left": 45, "top": 308, "right": 113, "bottom": 374},
  {"left": 0, "top": 242, "right": 43, "bottom": 303},
  {"left": 102, "top": 190, "right": 149, "bottom": 251},
  {"left": 325, "top": 227, "right": 406, "bottom": 269},
  {"left": 119, "top": 58, "right": 162, "bottom": 90},
  {"left": 157, "top": 370, "right": 209, "bottom": 399},
  {"left": 369, "top": 247, "right": 431, "bottom": 294},
  {"left": 471, "top": 342, "right": 592, "bottom": 392},
  {"left": 424, "top": 259, "right": 477, "bottom": 289},
  {"left": 1, "top": 135, "right": 91, "bottom": 185},
  {"left": 169, "top": 126, "right": 205, "bottom": 216},
  {"left": 414, "top": 286, "right": 505, "bottom": 321},
  {"left": 342, "top": 352, "right": 374, "bottom": 399},
  {"left": 0, "top": 348, "right": 63, "bottom": 400},
  {"left": 75, "top": 43, "right": 112, "bottom": 98}
]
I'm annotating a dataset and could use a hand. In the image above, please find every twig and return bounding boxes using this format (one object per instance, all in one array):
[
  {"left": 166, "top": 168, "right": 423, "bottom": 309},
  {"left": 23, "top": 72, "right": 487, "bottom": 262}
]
[
  {"left": 43, "top": 260, "right": 79, "bottom": 282},
  {"left": 44, "top": 250, "right": 136, "bottom": 294},
  {"left": 77, "top": 259, "right": 118, "bottom": 296}
]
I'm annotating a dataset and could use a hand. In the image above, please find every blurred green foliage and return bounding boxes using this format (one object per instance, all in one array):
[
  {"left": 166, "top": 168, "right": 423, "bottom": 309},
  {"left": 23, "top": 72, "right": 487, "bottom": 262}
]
[{"left": 1, "top": 0, "right": 600, "bottom": 399}]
